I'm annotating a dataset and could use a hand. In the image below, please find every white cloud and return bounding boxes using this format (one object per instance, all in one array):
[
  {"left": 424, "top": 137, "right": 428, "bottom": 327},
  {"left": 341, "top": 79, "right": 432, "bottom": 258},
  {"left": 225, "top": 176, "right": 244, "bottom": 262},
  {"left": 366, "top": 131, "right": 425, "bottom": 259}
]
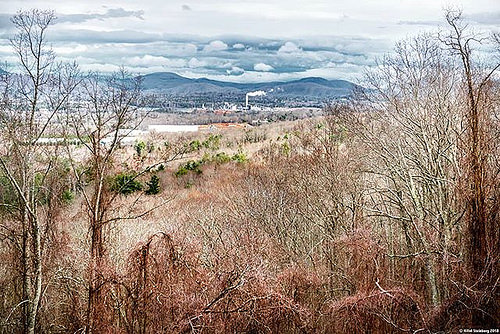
[
  {"left": 188, "top": 57, "right": 207, "bottom": 68},
  {"left": 52, "top": 44, "right": 88, "bottom": 55},
  {"left": 78, "top": 63, "right": 122, "bottom": 72},
  {"left": 254, "top": 63, "right": 274, "bottom": 72},
  {"left": 127, "top": 55, "right": 187, "bottom": 67},
  {"left": 203, "top": 40, "right": 228, "bottom": 52},
  {"left": 181, "top": 64, "right": 362, "bottom": 83},
  {"left": 4, "top": 0, "right": 495, "bottom": 83},
  {"left": 279, "top": 41, "right": 302, "bottom": 53}
]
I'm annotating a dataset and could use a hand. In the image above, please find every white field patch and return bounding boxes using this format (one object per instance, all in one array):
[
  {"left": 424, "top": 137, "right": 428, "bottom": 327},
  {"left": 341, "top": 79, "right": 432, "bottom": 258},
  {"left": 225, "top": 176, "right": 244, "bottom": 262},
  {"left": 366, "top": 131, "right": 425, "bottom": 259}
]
[{"left": 148, "top": 124, "right": 200, "bottom": 133}]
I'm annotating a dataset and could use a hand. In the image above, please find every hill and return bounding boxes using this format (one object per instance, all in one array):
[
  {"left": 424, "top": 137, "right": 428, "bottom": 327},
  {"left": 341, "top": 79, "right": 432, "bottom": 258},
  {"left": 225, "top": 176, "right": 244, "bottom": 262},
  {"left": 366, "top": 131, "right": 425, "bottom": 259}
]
[{"left": 140, "top": 72, "right": 357, "bottom": 98}]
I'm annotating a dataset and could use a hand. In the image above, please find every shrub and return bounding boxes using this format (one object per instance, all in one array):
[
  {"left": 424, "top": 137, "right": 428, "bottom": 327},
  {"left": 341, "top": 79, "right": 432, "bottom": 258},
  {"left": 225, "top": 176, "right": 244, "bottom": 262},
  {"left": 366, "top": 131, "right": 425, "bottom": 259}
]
[
  {"left": 200, "top": 153, "right": 211, "bottom": 163},
  {"left": 231, "top": 152, "right": 248, "bottom": 163},
  {"left": 281, "top": 141, "right": 291, "bottom": 155},
  {"left": 145, "top": 175, "right": 160, "bottom": 195},
  {"left": 188, "top": 140, "right": 201, "bottom": 152},
  {"left": 244, "top": 130, "right": 267, "bottom": 143},
  {"left": 0, "top": 174, "right": 16, "bottom": 210},
  {"left": 175, "top": 167, "right": 189, "bottom": 177},
  {"left": 202, "top": 134, "right": 221, "bottom": 151},
  {"left": 184, "top": 160, "right": 202, "bottom": 172},
  {"left": 174, "top": 150, "right": 247, "bottom": 178},
  {"left": 134, "top": 141, "right": 146, "bottom": 157},
  {"left": 110, "top": 173, "right": 143, "bottom": 195},
  {"left": 212, "top": 152, "right": 231, "bottom": 164},
  {"left": 61, "top": 189, "right": 75, "bottom": 204},
  {"left": 175, "top": 160, "right": 203, "bottom": 177}
]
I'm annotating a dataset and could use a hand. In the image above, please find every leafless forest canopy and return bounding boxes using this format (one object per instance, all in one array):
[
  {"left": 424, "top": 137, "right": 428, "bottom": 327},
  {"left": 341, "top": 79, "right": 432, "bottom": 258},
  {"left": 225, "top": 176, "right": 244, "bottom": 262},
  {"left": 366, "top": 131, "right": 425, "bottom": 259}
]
[{"left": 0, "top": 8, "right": 499, "bottom": 334}]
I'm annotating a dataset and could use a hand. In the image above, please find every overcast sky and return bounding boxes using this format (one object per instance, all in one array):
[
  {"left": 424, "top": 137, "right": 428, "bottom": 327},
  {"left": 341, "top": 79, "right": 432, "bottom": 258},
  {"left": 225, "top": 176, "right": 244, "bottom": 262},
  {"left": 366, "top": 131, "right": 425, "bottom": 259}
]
[{"left": 0, "top": 0, "right": 498, "bottom": 82}]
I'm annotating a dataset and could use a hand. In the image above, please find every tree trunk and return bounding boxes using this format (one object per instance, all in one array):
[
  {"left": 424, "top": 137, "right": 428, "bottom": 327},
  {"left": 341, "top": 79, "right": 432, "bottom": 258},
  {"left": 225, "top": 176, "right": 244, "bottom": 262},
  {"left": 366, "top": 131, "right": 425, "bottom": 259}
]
[
  {"left": 86, "top": 222, "right": 104, "bottom": 334},
  {"left": 27, "top": 215, "right": 42, "bottom": 334},
  {"left": 21, "top": 208, "right": 30, "bottom": 334}
]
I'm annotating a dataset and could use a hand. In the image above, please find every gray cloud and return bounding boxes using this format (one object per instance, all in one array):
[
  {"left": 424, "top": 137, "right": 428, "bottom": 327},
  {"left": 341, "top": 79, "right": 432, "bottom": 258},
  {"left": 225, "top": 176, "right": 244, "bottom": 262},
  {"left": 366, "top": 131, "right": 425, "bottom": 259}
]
[
  {"left": 397, "top": 20, "right": 441, "bottom": 26},
  {"left": 1, "top": 0, "right": 498, "bottom": 82},
  {"left": 48, "top": 29, "right": 162, "bottom": 44},
  {"left": 467, "top": 11, "right": 500, "bottom": 25},
  {"left": 58, "top": 8, "right": 144, "bottom": 23},
  {"left": 0, "top": 8, "right": 145, "bottom": 32},
  {"left": 226, "top": 66, "right": 244, "bottom": 75},
  {"left": 0, "top": 14, "right": 11, "bottom": 29},
  {"left": 0, "top": 24, "right": 390, "bottom": 81}
]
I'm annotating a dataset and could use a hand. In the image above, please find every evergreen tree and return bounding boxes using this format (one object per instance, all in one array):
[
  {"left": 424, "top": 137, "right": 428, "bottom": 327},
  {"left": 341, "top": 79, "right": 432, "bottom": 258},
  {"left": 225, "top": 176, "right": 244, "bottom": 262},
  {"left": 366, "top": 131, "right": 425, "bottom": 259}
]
[{"left": 145, "top": 174, "right": 160, "bottom": 195}]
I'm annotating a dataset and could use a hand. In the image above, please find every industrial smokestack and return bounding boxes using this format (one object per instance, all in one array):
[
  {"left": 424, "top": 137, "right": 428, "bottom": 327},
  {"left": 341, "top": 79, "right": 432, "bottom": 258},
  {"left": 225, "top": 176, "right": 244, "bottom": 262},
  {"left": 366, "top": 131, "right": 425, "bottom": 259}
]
[{"left": 245, "top": 90, "right": 266, "bottom": 109}]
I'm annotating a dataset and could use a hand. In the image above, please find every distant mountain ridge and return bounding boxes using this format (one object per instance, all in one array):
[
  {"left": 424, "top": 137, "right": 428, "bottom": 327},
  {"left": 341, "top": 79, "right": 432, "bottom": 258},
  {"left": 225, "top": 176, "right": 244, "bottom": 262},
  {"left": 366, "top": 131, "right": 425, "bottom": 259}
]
[{"left": 140, "top": 72, "right": 357, "bottom": 98}]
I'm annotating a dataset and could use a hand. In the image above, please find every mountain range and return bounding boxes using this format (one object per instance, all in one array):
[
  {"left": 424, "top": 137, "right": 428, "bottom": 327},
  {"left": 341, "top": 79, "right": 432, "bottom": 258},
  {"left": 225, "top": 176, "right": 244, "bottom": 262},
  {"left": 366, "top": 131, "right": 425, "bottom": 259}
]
[{"left": 140, "top": 72, "right": 357, "bottom": 98}]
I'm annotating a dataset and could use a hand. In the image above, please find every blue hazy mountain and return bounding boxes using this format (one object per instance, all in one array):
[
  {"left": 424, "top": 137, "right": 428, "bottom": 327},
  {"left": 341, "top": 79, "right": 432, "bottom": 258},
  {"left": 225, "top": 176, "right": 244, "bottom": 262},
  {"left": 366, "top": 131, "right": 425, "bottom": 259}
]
[{"left": 140, "top": 72, "right": 357, "bottom": 97}]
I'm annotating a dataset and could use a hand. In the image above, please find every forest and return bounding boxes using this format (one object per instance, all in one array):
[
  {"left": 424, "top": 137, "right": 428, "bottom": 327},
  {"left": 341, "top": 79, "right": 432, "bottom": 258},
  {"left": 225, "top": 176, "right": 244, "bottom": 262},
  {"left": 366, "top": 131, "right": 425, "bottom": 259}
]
[{"left": 0, "top": 9, "right": 498, "bottom": 334}]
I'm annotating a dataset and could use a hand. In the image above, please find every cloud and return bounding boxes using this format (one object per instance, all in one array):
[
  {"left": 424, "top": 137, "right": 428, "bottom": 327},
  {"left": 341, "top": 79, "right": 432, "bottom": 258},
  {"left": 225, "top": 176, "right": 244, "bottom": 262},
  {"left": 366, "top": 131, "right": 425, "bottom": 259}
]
[
  {"left": 105, "top": 8, "right": 144, "bottom": 20},
  {"left": 58, "top": 8, "right": 144, "bottom": 23},
  {"left": 279, "top": 41, "right": 302, "bottom": 53},
  {"left": 254, "top": 63, "right": 274, "bottom": 72},
  {"left": 126, "top": 55, "right": 187, "bottom": 67},
  {"left": 226, "top": 66, "right": 244, "bottom": 75},
  {"left": 232, "top": 43, "right": 245, "bottom": 50},
  {"left": 0, "top": 22, "right": 379, "bottom": 82},
  {"left": 467, "top": 11, "right": 500, "bottom": 25},
  {"left": 78, "top": 63, "right": 122, "bottom": 73},
  {"left": 0, "top": 14, "right": 11, "bottom": 29},
  {"left": 188, "top": 57, "right": 207, "bottom": 68},
  {"left": 49, "top": 29, "right": 162, "bottom": 44},
  {"left": 203, "top": 40, "right": 228, "bottom": 52},
  {"left": 182, "top": 5, "right": 192, "bottom": 11},
  {"left": 397, "top": 19, "right": 441, "bottom": 26},
  {"left": 52, "top": 44, "right": 88, "bottom": 55}
]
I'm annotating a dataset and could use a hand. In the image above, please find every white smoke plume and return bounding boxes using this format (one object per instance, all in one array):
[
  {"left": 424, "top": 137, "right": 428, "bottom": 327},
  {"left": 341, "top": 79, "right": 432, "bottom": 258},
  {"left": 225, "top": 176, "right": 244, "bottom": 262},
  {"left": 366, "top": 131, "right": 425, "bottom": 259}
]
[
  {"left": 245, "top": 90, "right": 267, "bottom": 108},
  {"left": 246, "top": 90, "right": 266, "bottom": 97}
]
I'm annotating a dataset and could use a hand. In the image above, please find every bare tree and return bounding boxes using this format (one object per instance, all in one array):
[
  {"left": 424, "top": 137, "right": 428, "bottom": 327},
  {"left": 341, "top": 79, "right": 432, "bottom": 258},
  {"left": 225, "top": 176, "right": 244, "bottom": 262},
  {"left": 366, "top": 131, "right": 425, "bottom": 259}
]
[
  {"left": 348, "top": 33, "right": 464, "bottom": 307},
  {"left": 0, "top": 9, "right": 79, "bottom": 334},
  {"left": 344, "top": 11, "right": 499, "bottom": 328},
  {"left": 442, "top": 9, "right": 500, "bottom": 326},
  {"left": 443, "top": 8, "right": 499, "bottom": 276},
  {"left": 63, "top": 70, "right": 184, "bottom": 333}
]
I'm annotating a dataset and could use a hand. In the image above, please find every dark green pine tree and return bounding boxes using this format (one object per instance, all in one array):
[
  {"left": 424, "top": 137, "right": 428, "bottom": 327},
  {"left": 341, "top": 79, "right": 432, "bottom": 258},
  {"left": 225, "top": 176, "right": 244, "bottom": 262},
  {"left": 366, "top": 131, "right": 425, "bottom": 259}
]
[{"left": 145, "top": 174, "right": 160, "bottom": 195}]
